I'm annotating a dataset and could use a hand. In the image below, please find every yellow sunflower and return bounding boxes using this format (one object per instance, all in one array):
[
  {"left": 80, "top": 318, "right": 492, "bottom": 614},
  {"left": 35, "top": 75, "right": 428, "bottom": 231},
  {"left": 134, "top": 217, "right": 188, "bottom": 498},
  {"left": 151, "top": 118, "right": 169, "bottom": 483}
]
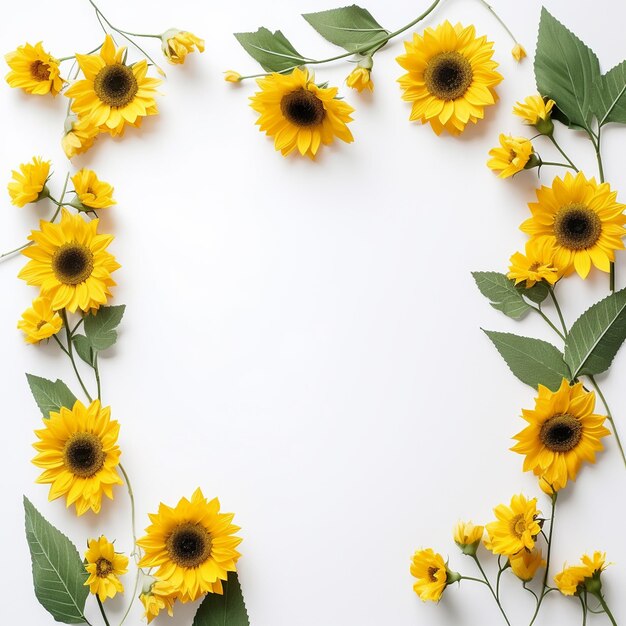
[
  {"left": 161, "top": 30, "right": 205, "bottom": 65},
  {"left": 484, "top": 494, "right": 541, "bottom": 556},
  {"left": 509, "top": 549, "right": 545, "bottom": 582},
  {"left": 346, "top": 66, "right": 374, "bottom": 93},
  {"left": 18, "top": 209, "right": 120, "bottom": 313},
  {"left": 520, "top": 172, "right": 626, "bottom": 278},
  {"left": 62, "top": 115, "right": 99, "bottom": 159},
  {"left": 555, "top": 552, "right": 608, "bottom": 596},
  {"left": 507, "top": 237, "right": 561, "bottom": 288},
  {"left": 250, "top": 67, "right": 354, "bottom": 159},
  {"left": 140, "top": 579, "right": 177, "bottom": 623},
  {"left": 513, "top": 95, "right": 555, "bottom": 134},
  {"left": 84, "top": 536, "right": 128, "bottom": 601},
  {"left": 487, "top": 135, "right": 535, "bottom": 178},
  {"left": 32, "top": 399, "right": 123, "bottom": 516},
  {"left": 410, "top": 549, "right": 456, "bottom": 602},
  {"left": 511, "top": 379, "right": 611, "bottom": 491},
  {"left": 5, "top": 41, "right": 64, "bottom": 95},
  {"left": 396, "top": 21, "right": 503, "bottom": 135},
  {"left": 8, "top": 156, "right": 50, "bottom": 207},
  {"left": 17, "top": 296, "right": 63, "bottom": 344},
  {"left": 453, "top": 521, "right": 483, "bottom": 555},
  {"left": 137, "top": 488, "right": 242, "bottom": 602},
  {"left": 65, "top": 35, "right": 160, "bottom": 137},
  {"left": 71, "top": 169, "right": 116, "bottom": 210}
]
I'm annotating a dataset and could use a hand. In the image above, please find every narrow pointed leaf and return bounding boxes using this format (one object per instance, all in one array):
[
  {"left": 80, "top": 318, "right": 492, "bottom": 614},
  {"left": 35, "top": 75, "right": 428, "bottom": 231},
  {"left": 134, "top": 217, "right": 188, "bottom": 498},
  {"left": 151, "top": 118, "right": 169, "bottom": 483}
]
[
  {"left": 84, "top": 305, "right": 125, "bottom": 351},
  {"left": 472, "top": 272, "right": 531, "bottom": 319},
  {"left": 234, "top": 28, "right": 307, "bottom": 73},
  {"left": 192, "top": 572, "right": 249, "bottom": 626},
  {"left": 26, "top": 374, "right": 77, "bottom": 417},
  {"left": 593, "top": 60, "right": 626, "bottom": 126}
]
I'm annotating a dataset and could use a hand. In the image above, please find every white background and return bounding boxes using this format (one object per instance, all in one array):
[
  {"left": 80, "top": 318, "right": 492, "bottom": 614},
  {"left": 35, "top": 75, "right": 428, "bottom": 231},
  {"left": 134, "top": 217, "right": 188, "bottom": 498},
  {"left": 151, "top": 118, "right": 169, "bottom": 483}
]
[{"left": 0, "top": 0, "right": 624, "bottom": 624}]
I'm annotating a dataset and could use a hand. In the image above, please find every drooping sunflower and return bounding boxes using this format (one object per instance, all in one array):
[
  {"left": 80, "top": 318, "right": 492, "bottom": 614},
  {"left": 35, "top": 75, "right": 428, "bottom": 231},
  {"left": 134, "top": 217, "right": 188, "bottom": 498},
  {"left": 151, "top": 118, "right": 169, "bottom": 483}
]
[
  {"left": 140, "top": 579, "right": 177, "bottom": 623},
  {"left": 32, "top": 399, "right": 123, "bottom": 516},
  {"left": 65, "top": 35, "right": 160, "bottom": 137},
  {"left": 8, "top": 156, "right": 50, "bottom": 207},
  {"left": 410, "top": 549, "right": 454, "bottom": 602},
  {"left": 5, "top": 42, "right": 64, "bottom": 95},
  {"left": 161, "top": 30, "right": 205, "bottom": 65},
  {"left": 554, "top": 552, "right": 608, "bottom": 596},
  {"left": 509, "top": 549, "right": 545, "bottom": 582},
  {"left": 511, "top": 379, "right": 611, "bottom": 491},
  {"left": 71, "top": 168, "right": 116, "bottom": 210},
  {"left": 17, "top": 296, "right": 63, "bottom": 344},
  {"left": 18, "top": 209, "right": 120, "bottom": 313},
  {"left": 62, "top": 115, "right": 99, "bottom": 159},
  {"left": 507, "top": 237, "right": 561, "bottom": 288},
  {"left": 520, "top": 172, "right": 626, "bottom": 278},
  {"left": 346, "top": 66, "right": 374, "bottom": 93},
  {"left": 484, "top": 494, "right": 541, "bottom": 556},
  {"left": 396, "top": 21, "right": 503, "bottom": 135},
  {"left": 84, "top": 536, "right": 129, "bottom": 601},
  {"left": 487, "top": 135, "right": 535, "bottom": 178},
  {"left": 137, "top": 488, "right": 242, "bottom": 602},
  {"left": 250, "top": 67, "right": 354, "bottom": 159}
]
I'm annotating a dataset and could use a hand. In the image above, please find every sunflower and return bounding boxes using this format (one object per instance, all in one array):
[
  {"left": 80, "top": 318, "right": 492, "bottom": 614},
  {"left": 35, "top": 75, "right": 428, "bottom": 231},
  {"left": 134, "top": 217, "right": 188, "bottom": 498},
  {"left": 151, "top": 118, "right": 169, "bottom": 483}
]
[
  {"left": 396, "top": 21, "right": 503, "bottom": 135},
  {"left": 71, "top": 169, "right": 116, "bottom": 210},
  {"left": 65, "top": 35, "right": 160, "bottom": 137},
  {"left": 520, "top": 172, "right": 626, "bottom": 278},
  {"left": 484, "top": 494, "right": 541, "bottom": 556},
  {"left": 84, "top": 536, "right": 129, "bottom": 601},
  {"left": 140, "top": 579, "right": 177, "bottom": 623},
  {"left": 137, "top": 488, "right": 242, "bottom": 602},
  {"left": 410, "top": 549, "right": 456, "bottom": 602},
  {"left": 511, "top": 379, "right": 611, "bottom": 491},
  {"left": 513, "top": 95, "right": 555, "bottom": 134},
  {"left": 250, "top": 67, "right": 354, "bottom": 159},
  {"left": 32, "top": 399, "right": 123, "bottom": 516},
  {"left": 161, "top": 30, "right": 205, "bottom": 65},
  {"left": 62, "top": 115, "right": 99, "bottom": 159},
  {"left": 8, "top": 156, "right": 50, "bottom": 207},
  {"left": 507, "top": 237, "right": 561, "bottom": 288},
  {"left": 487, "top": 135, "right": 535, "bottom": 178},
  {"left": 509, "top": 549, "right": 545, "bottom": 582},
  {"left": 18, "top": 209, "right": 120, "bottom": 313},
  {"left": 453, "top": 521, "right": 483, "bottom": 555},
  {"left": 346, "top": 66, "right": 374, "bottom": 93},
  {"left": 5, "top": 42, "right": 64, "bottom": 95},
  {"left": 17, "top": 296, "right": 63, "bottom": 344},
  {"left": 554, "top": 552, "right": 608, "bottom": 596}
]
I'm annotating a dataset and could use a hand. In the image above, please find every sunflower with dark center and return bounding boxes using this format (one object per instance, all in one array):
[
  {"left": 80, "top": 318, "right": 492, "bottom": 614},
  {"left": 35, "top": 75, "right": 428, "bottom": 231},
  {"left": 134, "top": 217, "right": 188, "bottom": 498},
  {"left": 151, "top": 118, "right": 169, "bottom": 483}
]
[
  {"left": 250, "top": 67, "right": 354, "bottom": 159},
  {"left": 508, "top": 237, "right": 561, "bottom": 288},
  {"left": 32, "top": 400, "right": 123, "bottom": 516},
  {"left": 5, "top": 41, "right": 64, "bottom": 95},
  {"left": 137, "top": 488, "right": 242, "bottom": 602},
  {"left": 396, "top": 21, "right": 502, "bottom": 135},
  {"left": 512, "top": 379, "right": 611, "bottom": 491},
  {"left": 521, "top": 171, "right": 626, "bottom": 279},
  {"left": 65, "top": 34, "right": 160, "bottom": 137},
  {"left": 84, "top": 536, "right": 129, "bottom": 601},
  {"left": 485, "top": 494, "right": 541, "bottom": 556}
]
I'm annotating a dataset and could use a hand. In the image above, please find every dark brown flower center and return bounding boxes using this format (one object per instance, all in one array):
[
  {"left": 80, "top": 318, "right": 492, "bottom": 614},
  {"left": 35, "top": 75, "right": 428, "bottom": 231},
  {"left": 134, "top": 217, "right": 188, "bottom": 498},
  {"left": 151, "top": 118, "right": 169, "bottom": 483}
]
[
  {"left": 166, "top": 522, "right": 212, "bottom": 568},
  {"left": 540, "top": 414, "right": 583, "bottom": 453},
  {"left": 52, "top": 243, "right": 94, "bottom": 285},
  {"left": 63, "top": 432, "right": 105, "bottom": 478},
  {"left": 96, "top": 557, "right": 113, "bottom": 578},
  {"left": 427, "top": 566, "right": 439, "bottom": 582},
  {"left": 424, "top": 52, "right": 473, "bottom": 101},
  {"left": 30, "top": 60, "right": 51, "bottom": 81},
  {"left": 554, "top": 203, "right": 602, "bottom": 250},
  {"left": 94, "top": 63, "right": 138, "bottom": 108},
  {"left": 280, "top": 88, "right": 325, "bottom": 127}
]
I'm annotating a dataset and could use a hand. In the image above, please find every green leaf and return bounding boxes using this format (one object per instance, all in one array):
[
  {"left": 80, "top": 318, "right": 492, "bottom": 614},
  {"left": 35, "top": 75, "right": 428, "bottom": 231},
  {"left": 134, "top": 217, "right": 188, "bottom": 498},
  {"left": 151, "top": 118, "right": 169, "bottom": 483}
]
[
  {"left": 302, "top": 5, "right": 387, "bottom": 54},
  {"left": 564, "top": 288, "right": 626, "bottom": 378},
  {"left": 593, "top": 60, "right": 626, "bottom": 126},
  {"left": 24, "top": 497, "right": 89, "bottom": 624},
  {"left": 26, "top": 374, "right": 77, "bottom": 417},
  {"left": 483, "top": 330, "right": 571, "bottom": 391},
  {"left": 534, "top": 7, "right": 600, "bottom": 130},
  {"left": 517, "top": 281, "right": 550, "bottom": 304},
  {"left": 193, "top": 572, "right": 249, "bottom": 626},
  {"left": 84, "top": 305, "right": 125, "bottom": 351},
  {"left": 72, "top": 335, "right": 94, "bottom": 367},
  {"left": 472, "top": 272, "right": 531, "bottom": 319},
  {"left": 234, "top": 28, "right": 308, "bottom": 73}
]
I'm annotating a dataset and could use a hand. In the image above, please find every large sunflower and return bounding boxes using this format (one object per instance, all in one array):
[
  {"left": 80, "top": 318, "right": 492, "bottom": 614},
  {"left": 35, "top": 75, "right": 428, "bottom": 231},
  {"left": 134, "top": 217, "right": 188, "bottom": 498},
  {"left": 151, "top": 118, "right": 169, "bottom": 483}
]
[
  {"left": 521, "top": 171, "right": 626, "bottom": 278},
  {"left": 65, "top": 35, "right": 160, "bottom": 137},
  {"left": 396, "top": 21, "right": 502, "bottom": 135},
  {"left": 137, "top": 488, "right": 242, "bottom": 602},
  {"left": 250, "top": 67, "right": 354, "bottom": 159},
  {"left": 32, "top": 400, "right": 123, "bottom": 516},
  {"left": 18, "top": 209, "right": 120, "bottom": 313},
  {"left": 5, "top": 41, "right": 64, "bottom": 96},
  {"left": 511, "top": 379, "right": 610, "bottom": 491}
]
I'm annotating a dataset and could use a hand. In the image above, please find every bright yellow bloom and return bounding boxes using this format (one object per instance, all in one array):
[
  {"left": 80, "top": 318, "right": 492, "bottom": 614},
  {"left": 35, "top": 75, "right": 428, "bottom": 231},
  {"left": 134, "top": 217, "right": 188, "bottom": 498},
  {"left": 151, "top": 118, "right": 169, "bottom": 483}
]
[
  {"left": 513, "top": 95, "right": 555, "bottom": 125},
  {"left": 397, "top": 21, "right": 502, "bottom": 135},
  {"left": 485, "top": 494, "right": 541, "bottom": 556},
  {"left": 5, "top": 42, "right": 64, "bottom": 95},
  {"left": 555, "top": 552, "right": 608, "bottom": 596},
  {"left": 410, "top": 549, "right": 452, "bottom": 602},
  {"left": 71, "top": 169, "right": 116, "bottom": 210},
  {"left": 250, "top": 67, "right": 354, "bottom": 159},
  {"left": 224, "top": 70, "right": 242, "bottom": 83},
  {"left": 137, "top": 488, "right": 242, "bottom": 602},
  {"left": 346, "top": 66, "right": 374, "bottom": 92},
  {"left": 161, "top": 29, "right": 205, "bottom": 64},
  {"left": 84, "top": 536, "right": 128, "bottom": 601},
  {"left": 507, "top": 238, "right": 561, "bottom": 288},
  {"left": 453, "top": 521, "right": 484, "bottom": 555},
  {"left": 487, "top": 135, "right": 535, "bottom": 178},
  {"left": 140, "top": 579, "right": 177, "bottom": 623},
  {"left": 8, "top": 156, "right": 50, "bottom": 207},
  {"left": 512, "top": 379, "right": 611, "bottom": 491},
  {"left": 32, "top": 399, "right": 123, "bottom": 515},
  {"left": 62, "top": 115, "right": 99, "bottom": 159},
  {"left": 18, "top": 209, "right": 120, "bottom": 313},
  {"left": 521, "top": 172, "right": 626, "bottom": 279},
  {"left": 17, "top": 296, "right": 63, "bottom": 344},
  {"left": 511, "top": 44, "right": 527, "bottom": 62},
  {"left": 510, "top": 549, "right": 545, "bottom": 581}
]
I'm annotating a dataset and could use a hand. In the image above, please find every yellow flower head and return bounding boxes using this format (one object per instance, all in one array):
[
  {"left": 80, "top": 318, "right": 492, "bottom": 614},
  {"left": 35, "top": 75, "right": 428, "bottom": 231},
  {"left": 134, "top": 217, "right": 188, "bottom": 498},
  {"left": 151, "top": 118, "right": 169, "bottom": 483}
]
[
  {"left": 84, "top": 536, "right": 129, "bottom": 601},
  {"left": 396, "top": 21, "right": 503, "bottom": 135},
  {"left": 555, "top": 552, "right": 608, "bottom": 596},
  {"left": 513, "top": 95, "right": 555, "bottom": 135},
  {"left": 161, "top": 29, "right": 205, "bottom": 64},
  {"left": 140, "top": 579, "right": 177, "bottom": 623},
  {"left": 8, "top": 156, "right": 50, "bottom": 207},
  {"left": 510, "top": 549, "right": 545, "bottom": 582},
  {"left": 71, "top": 169, "right": 116, "bottom": 210},
  {"left": 511, "top": 44, "right": 527, "bottom": 62},
  {"left": 507, "top": 237, "right": 562, "bottom": 288},
  {"left": 521, "top": 172, "right": 626, "bottom": 278},
  {"left": 410, "top": 549, "right": 456, "bottom": 602},
  {"left": 453, "top": 521, "right": 484, "bottom": 555},
  {"left": 62, "top": 115, "right": 99, "bottom": 159},
  {"left": 512, "top": 379, "right": 611, "bottom": 491},
  {"left": 32, "top": 399, "right": 123, "bottom": 515},
  {"left": 346, "top": 66, "right": 374, "bottom": 93},
  {"left": 17, "top": 296, "right": 63, "bottom": 344},
  {"left": 250, "top": 67, "right": 354, "bottom": 159},
  {"left": 224, "top": 70, "right": 242, "bottom": 83},
  {"left": 5, "top": 42, "right": 64, "bottom": 95},
  {"left": 485, "top": 494, "right": 541, "bottom": 556},
  {"left": 487, "top": 135, "right": 535, "bottom": 178}
]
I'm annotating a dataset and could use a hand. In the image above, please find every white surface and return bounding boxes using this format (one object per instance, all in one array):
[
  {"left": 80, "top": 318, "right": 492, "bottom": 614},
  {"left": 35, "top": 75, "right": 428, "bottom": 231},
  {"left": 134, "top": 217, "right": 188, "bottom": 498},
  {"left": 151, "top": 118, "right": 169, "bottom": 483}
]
[{"left": 0, "top": 0, "right": 624, "bottom": 624}]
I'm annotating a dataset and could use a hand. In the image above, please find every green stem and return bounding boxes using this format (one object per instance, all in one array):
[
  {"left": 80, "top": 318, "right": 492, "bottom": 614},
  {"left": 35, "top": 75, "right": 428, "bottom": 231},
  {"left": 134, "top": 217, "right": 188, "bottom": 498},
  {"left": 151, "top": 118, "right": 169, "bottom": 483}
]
[
  {"left": 472, "top": 556, "right": 511, "bottom": 626},
  {"left": 548, "top": 135, "right": 579, "bottom": 171},
  {"left": 594, "top": 593, "right": 618, "bottom": 626},
  {"left": 94, "top": 354, "right": 102, "bottom": 400},
  {"left": 587, "top": 376, "right": 626, "bottom": 468},
  {"left": 548, "top": 286, "right": 567, "bottom": 337},
  {"left": 61, "top": 310, "right": 93, "bottom": 402},
  {"left": 116, "top": 29, "right": 162, "bottom": 39},
  {"left": 532, "top": 306, "right": 565, "bottom": 341},
  {"left": 540, "top": 161, "right": 577, "bottom": 170},
  {"left": 118, "top": 566, "right": 142, "bottom": 626},
  {"left": 460, "top": 575, "right": 489, "bottom": 585},
  {"left": 96, "top": 597, "right": 111, "bottom": 626},
  {"left": 475, "top": 0, "right": 520, "bottom": 45},
  {"left": 580, "top": 594, "right": 587, "bottom": 626},
  {"left": 0, "top": 241, "right": 32, "bottom": 260}
]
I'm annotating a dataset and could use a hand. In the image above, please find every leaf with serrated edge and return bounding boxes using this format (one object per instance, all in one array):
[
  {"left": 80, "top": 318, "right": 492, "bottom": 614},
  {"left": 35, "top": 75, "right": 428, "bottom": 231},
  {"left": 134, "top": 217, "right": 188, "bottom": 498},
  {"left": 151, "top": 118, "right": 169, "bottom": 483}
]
[
  {"left": 517, "top": 281, "right": 550, "bottom": 304},
  {"left": 593, "top": 60, "right": 626, "bottom": 126},
  {"left": 84, "top": 305, "right": 125, "bottom": 352},
  {"left": 472, "top": 272, "right": 531, "bottom": 319},
  {"left": 193, "top": 572, "right": 250, "bottom": 626},
  {"left": 234, "top": 28, "right": 307, "bottom": 73},
  {"left": 26, "top": 374, "right": 77, "bottom": 417}
]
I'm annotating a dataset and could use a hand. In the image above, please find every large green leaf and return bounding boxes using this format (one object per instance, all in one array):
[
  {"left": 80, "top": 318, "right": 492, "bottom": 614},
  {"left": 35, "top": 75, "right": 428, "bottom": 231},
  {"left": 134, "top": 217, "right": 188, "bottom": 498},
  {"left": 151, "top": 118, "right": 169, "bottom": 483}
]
[
  {"left": 534, "top": 7, "right": 600, "bottom": 130},
  {"left": 564, "top": 288, "right": 626, "bottom": 378},
  {"left": 234, "top": 28, "right": 308, "bottom": 73},
  {"left": 302, "top": 6, "right": 387, "bottom": 54},
  {"left": 24, "top": 497, "right": 89, "bottom": 624},
  {"left": 84, "top": 305, "right": 125, "bottom": 351},
  {"left": 472, "top": 272, "right": 531, "bottom": 319},
  {"left": 26, "top": 374, "right": 77, "bottom": 417},
  {"left": 483, "top": 330, "right": 571, "bottom": 391},
  {"left": 593, "top": 60, "right": 626, "bottom": 126},
  {"left": 517, "top": 281, "right": 550, "bottom": 304},
  {"left": 193, "top": 572, "right": 249, "bottom": 626}
]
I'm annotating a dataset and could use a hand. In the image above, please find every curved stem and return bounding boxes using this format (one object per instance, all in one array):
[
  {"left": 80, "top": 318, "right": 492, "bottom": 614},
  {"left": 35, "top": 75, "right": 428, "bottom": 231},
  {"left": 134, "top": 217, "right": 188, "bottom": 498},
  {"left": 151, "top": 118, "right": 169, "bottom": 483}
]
[
  {"left": 96, "top": 596, "right": 111, "bottom": 626},
  {"left": 541, "top": 161, "right": 578, "bottom": 170},
  {"left": 548, "top": 286, "right": 567, "bottom": 337},
  {"left": 460, "top": 575, "right": 488, "bottom": 585},
  {"left": 579, "top": 594, "right": 587, "bottom": 626},
  {"left": 118, "top": 566, "right": 141, "bottom": 626},
  {"left": 594, "top": 594, "right": 618, "bottom": 626},
  {"left": 471, "top": 556, "right": 511, "bottom": 625},
  {"left": 475, "top": 0, "right": 520, "bottom": 45},
  {"left": 116, "top": 29, "right": 162, "bottom": 39},
  {"left": 0, "top": 241, "right": 32, "bottom": 260},
  {"left": 532, "top": 306, "right": 565, "bottom": 341},
  {"left": 61, "top": 310, "right": 93, "bottom": 402},
  {"left": 548, "top": 135, "right": 579, "bottom": 172}
]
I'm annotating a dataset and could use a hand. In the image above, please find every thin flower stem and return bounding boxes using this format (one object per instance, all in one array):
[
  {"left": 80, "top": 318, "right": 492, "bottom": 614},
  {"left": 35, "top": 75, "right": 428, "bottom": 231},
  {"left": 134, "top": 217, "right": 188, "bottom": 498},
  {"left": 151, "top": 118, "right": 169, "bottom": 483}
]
[
  {"left": 460, "top": 575, "right": 489, "bottom": 585},
  {"left": 94, "top": 354, "right": 102, "bottom": 400},
  {"left": 523, "top": 581, "right": 539, "bottom": 603},
  {"left": 540, "top": 161, "right": 577, "bottom": 170},
  {"left": 118, "top": 567, "right": 141, "bottom": 626},
  {"left": 580, "top": 595, "right": 587, "bottom": 626},
  {"left": 548, "top": 135, "right": 579, "bottom": 171},
  {"left": 532, "top": 306, "right": 565, "bottom": 341},
  {"left": 116, "top": 29, "right": 162, "bottom": 39},
  {"left": 475, "top": 0, "right": 520, "bottom": 45},
  {"left": 471, "top": 555, "right": 512, "bottom": 626},
  {"left": 595, "top": 594, "right": 618, "bottom": 626},
  {"left": 70, "top": 317, "right": 84, "bottom": 337},
  {"left": 96, "top": 596, "right": 111, "bottom": 626},
  {"left": 0, "top": 241, "right": 32, "bottom": 260},
  {"left": 548, "top": 286, "right": 567, "bottom": 337},
  {"left": 61, "top": 310, "right": 93, "bottom": 402},
  {"left": 52, "top": 334, "right": 71, "bottom": 358}
]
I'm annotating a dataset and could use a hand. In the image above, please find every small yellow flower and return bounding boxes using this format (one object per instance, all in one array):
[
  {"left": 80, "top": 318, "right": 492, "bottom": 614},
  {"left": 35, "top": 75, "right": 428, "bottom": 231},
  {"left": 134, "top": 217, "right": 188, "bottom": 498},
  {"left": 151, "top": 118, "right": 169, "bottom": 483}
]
[
  {"left": 510, "top": 549, "right": 545, "bottom": 581},
  {"left": 513, "top": 95, "right": 555, "bottom": 135},
  {"left": 346, "top": 66, "right": 374, "bottom": 92},
  {"left": 453, "top": 521, "right": 484, "bottom": 555},
  {"left": 485, "top": 494, "right": 541, "bottom": 556},
  {"left": 487, "top": 135, "right": 535, "bottom": 178},
  {"left": 84, "top": 536, "right": 128, "bottom": 601},
  {"left": 554, "top": 565, "right": 588, "bottom": 595},
  {"left": 507, "top": 238, "right": 561, "bottom": 288},
  {"left": 410, "top": 549, "right": 457, "bottom": 602},
  {"left": 555, "top": 553, "right": 608, "bottom": 596},
  {"left": 511, "top": 44, "right": 527, "bottom": 62},
  {"left": 140, "top": 579, "right": 177, "bottom": 623},
  {"left": 161, "top": 29, "right": 205, "bottom": 64},
  {"left": 17, "top": 296, "right": 63, "bottom": 344},
  {"left": 62, "top": 115, "right": 99, "bottom": 159},
  {"left": 5, "top": 42, "right": 64, "bottom": 95},
  {"left": 224, "top": 70, "right": 242, "bottom": 83},
  {"left": 71, "top": 169, "right": 116, "bottom": 210},
  {"left": 8, "top": 156, "right": 50, "bottom": 207}
]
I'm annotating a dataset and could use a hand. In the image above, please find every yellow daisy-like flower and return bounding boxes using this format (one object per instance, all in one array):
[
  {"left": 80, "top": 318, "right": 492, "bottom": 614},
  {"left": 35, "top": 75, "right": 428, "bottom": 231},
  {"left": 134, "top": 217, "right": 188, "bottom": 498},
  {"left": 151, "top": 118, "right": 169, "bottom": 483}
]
[
  {"left": 140, "top": 579, "right": 177, "bottom": 623},
  {"left": 65, "top": 35, "right": 161, "bottom": 137},
  {"left": 511, "top": 379, "right": 611, "bottom": 491},
  {"left": 485, "top": 494, "right": 541, "bottom": 556},
  {"left": 8, "top": 156, "right": 50, "bottom": 207},
  {"left": 521, "top": 172, "right": 626, "bottom": 278},
  {"left": 513, "top": 95, "right": 555, "bottom": 125},
  {"left": 453, "top": 521, "right": 484, "bottom": 555},
  {"left": 410, "top": 549, "right": 455, "bottom": 602},
  {"left": 32, "top": 399, "right": 123, "bottom": 516},
  {"left": 346, "top": 66, "right": 374, "bottom": 92},
  {"left": 5, "top": 42, "right": 64, "bottom": 95},
  {"left": 137, "top": 488, "right": 242, "bottom": 602},
  {"left": 161, "top": 29, "right": 205, "bottom": 65},
  {"left": 224, "top": 70, "right": 242, "bottom": 83},
  {"left": 396, "top": 21, "right": 503, "bottom": 135},
  {"left": 62, "top": 115, "right": 99, "bottom": 159},
  {"left": 487, "top": 135, "right": 535, "bottom": 178},
  {"left": 510, "top": 549, "right": 545, "bottom": 582},
  {"left": 555, "top": 552, "right": 608, "bottom": 596},
  {"left": 250, "top": 67, "right": 354, "bottom": 159},
  {"left": 71, "top": 169, "right": 116, "bottom": 210},
  {"left": 18, "top": 209, "right": 120, "bottom": 313},
  {"left": 84, "top": 536, "right": 129, "bottom": 601},
  {"left": 511, "top": 44, "right": 527, "bottom": 62},
  {"left": 17, "top": 296, "right": 63, "bottom": 344},
  {"left": 507, "top": 237, "right": 561, "bottom": 288}
]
